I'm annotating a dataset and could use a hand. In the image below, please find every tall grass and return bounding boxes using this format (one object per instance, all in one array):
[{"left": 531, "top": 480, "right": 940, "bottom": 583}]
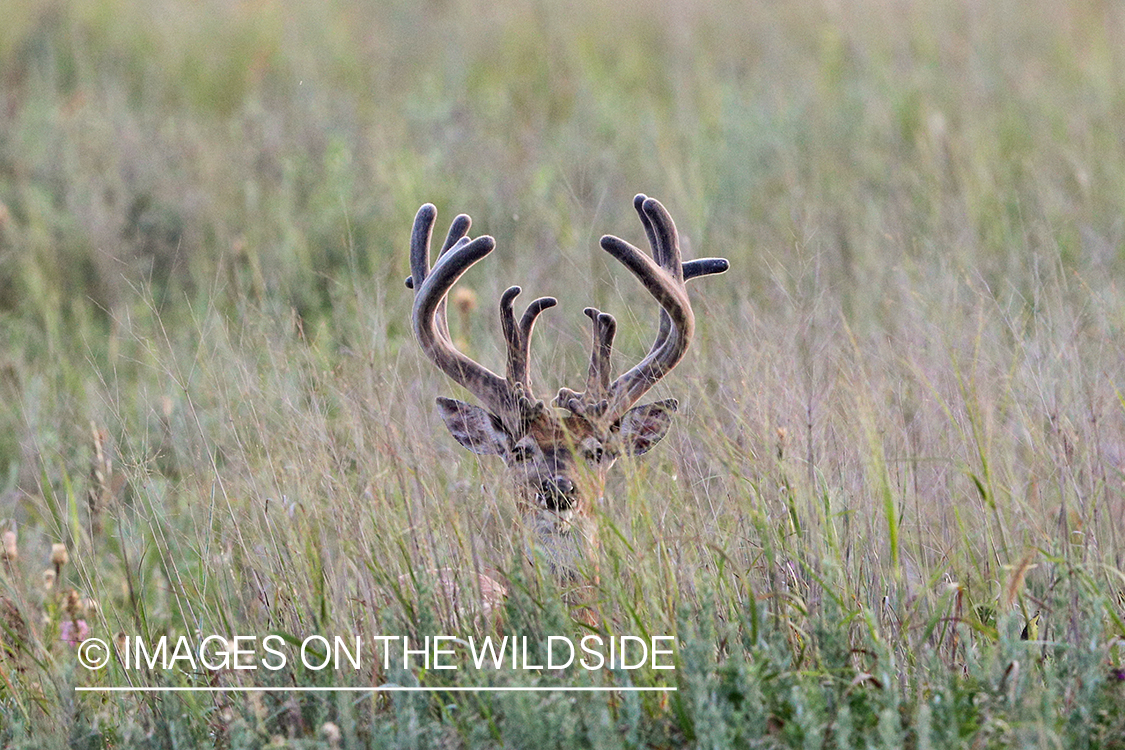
[{"left": 1, "top": 0, "right": 1124, "bottom": 746}]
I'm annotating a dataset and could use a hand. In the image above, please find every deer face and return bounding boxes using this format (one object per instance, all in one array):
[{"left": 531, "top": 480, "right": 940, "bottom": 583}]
[{"left": 435, "top": 397, "right": 677, "bottom": 575}]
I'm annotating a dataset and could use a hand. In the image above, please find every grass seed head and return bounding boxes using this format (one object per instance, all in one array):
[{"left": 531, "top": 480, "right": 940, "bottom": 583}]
[
  {"left": 50, "top": 544, "right": 68, "bottom": 570},
  {"left": 1, "top": 529, "right": 16, "bottom": 562},
  {"left": 452, "top": 287, "right": 478, "bottom": 316},
  {"left": 64, "top": 590, "right": 81, "bottom": 618},
  {"left": 320, "top": 722, "right": 342, "bottom": 747}
]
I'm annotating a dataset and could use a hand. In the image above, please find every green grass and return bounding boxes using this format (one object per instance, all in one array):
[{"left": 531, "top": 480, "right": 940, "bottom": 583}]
[{"left": 2, "top": 0, "right": 1125, "bottom": 746}]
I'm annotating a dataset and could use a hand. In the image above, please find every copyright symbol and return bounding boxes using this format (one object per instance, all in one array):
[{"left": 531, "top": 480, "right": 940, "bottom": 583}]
[{"left": 78, "top": 638, "right": 110, "bottom": 670}]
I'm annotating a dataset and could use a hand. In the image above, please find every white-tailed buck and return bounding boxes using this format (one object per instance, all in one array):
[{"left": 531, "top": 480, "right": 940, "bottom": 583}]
[{"left": 406, "top": 194, "right": 728, "bottom": 585}]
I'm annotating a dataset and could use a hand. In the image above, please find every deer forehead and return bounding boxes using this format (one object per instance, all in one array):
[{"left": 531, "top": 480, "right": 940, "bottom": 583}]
[{"left": 522, "top": 413, "right": 607, "bottom": 448}]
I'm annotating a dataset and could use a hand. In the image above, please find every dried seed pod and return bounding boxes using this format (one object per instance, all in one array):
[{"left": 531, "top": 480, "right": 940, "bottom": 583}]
[
  {"left": 50, "top": 544, "right": 69, "bottom": 570},
  {"left": 64, "top": 589, "right": 81, "bottom": 618},
  {"left": 1, "top": 529, "right": 17, "bottom": 563}
]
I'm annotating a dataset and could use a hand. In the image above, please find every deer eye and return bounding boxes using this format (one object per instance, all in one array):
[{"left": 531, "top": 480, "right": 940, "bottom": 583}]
[{"left": 510, "top": 444, "right": 534, "bottom": 463}]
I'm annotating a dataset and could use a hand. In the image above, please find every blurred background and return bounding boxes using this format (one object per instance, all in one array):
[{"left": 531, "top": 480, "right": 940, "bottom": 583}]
[
  {"left": 2, "top": 0, "right": 1125, "bottom": 574},
  {"left": 2, "top": 0, "right": 1125, "bottom": 742},
  {"left": 3, "top": 0, "right": 1120, "bottom": 328},
  {"left": 3, "top": 0, "right": 1122, "bottom": 474}
]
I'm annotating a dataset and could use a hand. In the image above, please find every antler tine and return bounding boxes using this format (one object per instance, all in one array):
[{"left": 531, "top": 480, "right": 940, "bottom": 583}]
[
  {"left": 684, "top": 258, "right": 731, "bottom": 280},
  {"left": 518, "top": 296, "right": 558, "bottom": 394},
  {"left": 499, "top": 286, "right": 558, "bottom": 396},
  {"left": 499, "top": 286, "right": 523, "bottom": 385},
  {"left": 584, "top": 308, "right": 617, "bottom": 399},
  {"left": 408, "top": 203, "right": 439, "bottom": 289},
  {"left": 410, "top": 205, "right": 515, "bottom": 421}
]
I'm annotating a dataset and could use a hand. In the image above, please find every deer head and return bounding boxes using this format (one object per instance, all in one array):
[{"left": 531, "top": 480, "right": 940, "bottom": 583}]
[{"left": 406, "top": 195, "right": 728, "bottom": 578}]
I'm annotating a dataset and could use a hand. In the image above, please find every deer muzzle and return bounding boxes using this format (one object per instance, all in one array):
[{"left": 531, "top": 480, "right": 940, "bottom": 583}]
[{"left": 539, "top": 476, "right": 577, "bottom": 511}]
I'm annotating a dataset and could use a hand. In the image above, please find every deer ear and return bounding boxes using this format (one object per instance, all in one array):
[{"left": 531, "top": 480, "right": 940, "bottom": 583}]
[
  {"left": 435, "top": 398, "right": 511, "bottom": 455},
  {"left": 616, "top": 399, "right": 678, "bottom": 455}
]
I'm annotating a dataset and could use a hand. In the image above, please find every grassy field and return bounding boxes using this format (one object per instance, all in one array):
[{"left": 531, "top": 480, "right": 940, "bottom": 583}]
[{"left": 2, "top": 0, "right": 1125, "bottom": 746}]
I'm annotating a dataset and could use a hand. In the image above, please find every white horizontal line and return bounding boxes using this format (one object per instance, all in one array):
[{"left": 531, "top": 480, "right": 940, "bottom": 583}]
[{"left": 76, "top": 686, "right": 676, "bottom": 693}]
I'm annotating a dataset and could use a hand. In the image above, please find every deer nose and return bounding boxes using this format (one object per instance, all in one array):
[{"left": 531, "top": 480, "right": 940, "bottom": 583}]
[{"left": 540, "top": 477, "right": 576, "bottom": 511}]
